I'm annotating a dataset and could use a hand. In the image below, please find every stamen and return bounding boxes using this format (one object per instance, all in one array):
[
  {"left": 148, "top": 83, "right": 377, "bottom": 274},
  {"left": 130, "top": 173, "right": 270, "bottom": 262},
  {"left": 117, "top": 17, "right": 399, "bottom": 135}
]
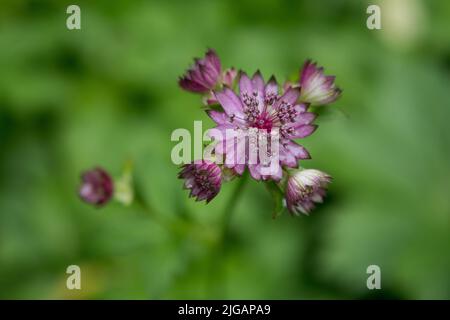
[
  {"left": 242, "top": 92, "right": 260, "bottom": 124},
  {"left": 279, "top": 125, "right": 295, "bottom": 138},
  {"left": 275, "top": 101, "right": 297, "bottom": 124},
  {"left": 264, "top": 92, "right": 278, "bottom": 106}
]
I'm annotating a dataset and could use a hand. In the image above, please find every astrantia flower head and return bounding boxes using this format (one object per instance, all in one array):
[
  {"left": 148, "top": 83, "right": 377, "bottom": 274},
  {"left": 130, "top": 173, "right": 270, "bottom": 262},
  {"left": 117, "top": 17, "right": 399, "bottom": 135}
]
[
  {"left": 208, "top": 71, "right": 317, "bottom": 180},
  {"left": 79, "top": 167, "right": 114, "bottom": 206},
  {"left": 177, "top": 48, "right": 342, "bottom": 218},
  {"left": 299, "top": 60, "right": 341, "bottom": 106},
  {"left": 179, "top": 49, "right": 221, "bottom": 93},
  {"left": 178, "top": 160, "right": 222, "bottom": 203},
  {"left": 285, "top": 169, "right": 331, "bottom": 215}
]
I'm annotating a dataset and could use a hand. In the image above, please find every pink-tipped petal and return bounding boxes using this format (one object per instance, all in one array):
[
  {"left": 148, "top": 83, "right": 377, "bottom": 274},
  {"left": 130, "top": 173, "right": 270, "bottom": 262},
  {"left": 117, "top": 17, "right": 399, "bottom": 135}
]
[
  {"left": 207, "top": 110, "right": 228, "bottom": 125},
  {"left": 295, "top": 112, "right": 316, "bottom": 125},
  {"left": 239, "top": 71, "right": 253, "bottom": 96},
  {"left": 214, "top": 88, "right": 244, "bottom": 118},
  {"left": 205, "top": 49, "right": 221, "bottom": 73},
  {"left": 276, "top": 87, "right": 300, "bottom": 108},
  {"left": 264, "top": 75, "right": 278, "bottom": 98},
  {"left": 251, "top": 70, "right": 265, "bottom": 96},
  {"left": 290, "top": 124, "right": 317, "bottom": 139}
]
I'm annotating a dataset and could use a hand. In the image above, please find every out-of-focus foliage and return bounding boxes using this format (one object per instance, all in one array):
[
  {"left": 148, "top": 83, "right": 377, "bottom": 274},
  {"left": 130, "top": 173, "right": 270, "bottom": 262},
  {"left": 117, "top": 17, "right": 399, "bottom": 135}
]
[{"left": 0, "top": 0, "right": 449, "bottom": 299}]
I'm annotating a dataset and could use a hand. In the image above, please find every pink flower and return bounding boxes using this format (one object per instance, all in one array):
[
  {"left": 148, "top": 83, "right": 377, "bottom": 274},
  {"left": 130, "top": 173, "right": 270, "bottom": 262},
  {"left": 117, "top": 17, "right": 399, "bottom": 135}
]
[
  {"left": 299, "top": 60, "right": 341, "bottom": 105},
  {"left": 285, "top": 169, "right": 331, "bottom": 215},
  {"left": 208, "top": 71, "right": 317, "bottom": 181},
  {"left": 79, "top": 167, "right": 114, "bottom": 206},
  {"left": 178, "top": 160, "right": 222, "bottom": 203},
  {"left": 179, "top": 49, "right": 221, "bottom": 93}
]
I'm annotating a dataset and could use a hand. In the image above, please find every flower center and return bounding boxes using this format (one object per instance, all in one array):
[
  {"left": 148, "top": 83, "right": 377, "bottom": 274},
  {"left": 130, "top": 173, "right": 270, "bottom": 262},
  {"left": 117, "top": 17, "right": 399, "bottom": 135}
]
[
  {"left": 241, "top": 90, "right": 298, "bottom": 134},
  {"left": 252, "top": 114, "right": 273, "bottom": 131}
]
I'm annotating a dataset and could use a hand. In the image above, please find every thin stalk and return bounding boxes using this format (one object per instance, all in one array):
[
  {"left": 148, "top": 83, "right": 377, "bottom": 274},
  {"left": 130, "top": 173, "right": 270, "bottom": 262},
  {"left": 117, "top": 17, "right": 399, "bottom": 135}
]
[
  {"left": 207, "top": 171, "right": 249, "bottom": 298},
  {"left": 220, "top": 170, "right": 249, "bottom": 241}
]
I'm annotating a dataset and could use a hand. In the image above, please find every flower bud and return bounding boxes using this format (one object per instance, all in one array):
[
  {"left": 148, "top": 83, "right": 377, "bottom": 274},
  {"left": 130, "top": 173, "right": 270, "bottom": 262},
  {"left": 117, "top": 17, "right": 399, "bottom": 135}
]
[
  {"left": 178, "top": 160, "right": 222, "bottom": 203},
  {"left": 299, "top": 60, "right": 341, "bottom": 105},
  {"left": 79, "top": 167, "right": 114, "bottom": 206},
  {"left": 285, "top": 169, "right": 331, "bottom": 215},
  {"left": 179, "top": 49, "right": 221, "bottom": 93}
]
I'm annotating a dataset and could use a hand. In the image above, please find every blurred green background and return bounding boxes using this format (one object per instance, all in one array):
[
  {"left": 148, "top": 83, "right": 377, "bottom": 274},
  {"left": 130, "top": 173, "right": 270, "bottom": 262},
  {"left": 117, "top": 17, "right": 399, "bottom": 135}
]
[{"left": 0, "top": 0, "right": 449, "bottom": 299}]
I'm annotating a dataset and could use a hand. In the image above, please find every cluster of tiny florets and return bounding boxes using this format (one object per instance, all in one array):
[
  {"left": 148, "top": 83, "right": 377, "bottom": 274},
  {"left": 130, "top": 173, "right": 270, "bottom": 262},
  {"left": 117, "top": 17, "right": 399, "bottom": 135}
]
[{"left": 178, "top": 49, "right": 341, "bottom": 216}]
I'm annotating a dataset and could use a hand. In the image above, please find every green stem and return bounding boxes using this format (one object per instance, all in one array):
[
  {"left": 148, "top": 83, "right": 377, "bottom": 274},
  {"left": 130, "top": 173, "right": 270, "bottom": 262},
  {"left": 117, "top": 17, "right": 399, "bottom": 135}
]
[
  {"left": 207, "top": 171, "right": 249, "bottom": 298},
  {"left": 220, "top": 171, "right": 249, "bottom": 240}
]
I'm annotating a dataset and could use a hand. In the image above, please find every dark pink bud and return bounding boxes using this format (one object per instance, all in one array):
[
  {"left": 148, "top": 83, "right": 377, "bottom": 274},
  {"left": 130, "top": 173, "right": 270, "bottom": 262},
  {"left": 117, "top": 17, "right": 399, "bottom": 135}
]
[
  {"left": 79, "top": 167, "right": 114, "bottom": 206},
  {"left": 178, "top": 160, "right": 222, "bottom": 203},
  {"left": 178, "top": 49, "right": 221, "bottom": 93}
]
